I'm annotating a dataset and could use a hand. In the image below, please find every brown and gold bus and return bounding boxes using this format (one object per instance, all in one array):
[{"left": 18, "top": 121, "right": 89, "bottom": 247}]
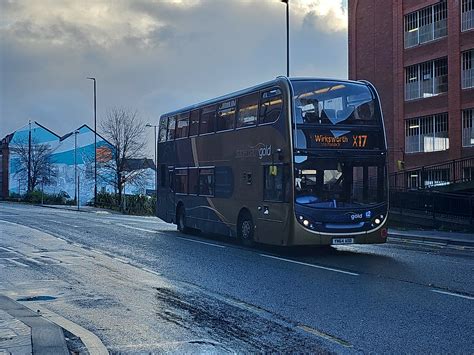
[{"left": 156, "top": 77, "right": 388, "bottom": 246}]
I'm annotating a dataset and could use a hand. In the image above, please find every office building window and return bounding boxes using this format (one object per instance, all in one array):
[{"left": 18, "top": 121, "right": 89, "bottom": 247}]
[
  {"left": 462, "top": 0, "right": 474, "bottom": 31},
  {"left": 462, "top": 108, "right": 474, "bottom": 147},
  {"left": 462, "top": 49, "right": 474, "bottom": 89},
  {"left": 405, "top": 58, "right": 448, "bottom": 101},
  {"left": 405, "top": 113, "right": 449, "bottom": 153},
  {"left": 404, "top": 2, "right": 448, "bottom": 48}
]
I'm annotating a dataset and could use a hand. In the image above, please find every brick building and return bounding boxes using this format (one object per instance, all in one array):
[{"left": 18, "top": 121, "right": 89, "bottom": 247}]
[{"left": 348, "top": 0, "right": 474, "bottom": 179}]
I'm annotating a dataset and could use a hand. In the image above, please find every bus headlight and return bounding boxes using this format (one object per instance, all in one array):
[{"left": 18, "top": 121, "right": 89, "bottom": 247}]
[
  {"left": 303, "top": 219, "right": 310, "bottom": 227},
  {"left": 298, "top": 215, "right": 318, "bottom": 230},
  {"left": 372, "top": 214, "right": 385, "bottom": 227}
]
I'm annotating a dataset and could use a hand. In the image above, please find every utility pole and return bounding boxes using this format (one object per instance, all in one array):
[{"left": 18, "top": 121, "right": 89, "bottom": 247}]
[{"left": 74, "top": 130, "right": 79, "bottom": 202}]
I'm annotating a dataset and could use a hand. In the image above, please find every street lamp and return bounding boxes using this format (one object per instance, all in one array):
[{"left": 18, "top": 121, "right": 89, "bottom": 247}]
[
  {"left": 145, "top": 123, "right": 158, "bottom": 195},
  {"left": 28, "top": 120, "right": 32, "bottom": 193},
  {"left": 74, "top": 130, "right": 80, "bottom": 204},
  {"left": 281, "top": 0, "right": 290, "bottom": 77},
  {"left": 87, "top": 77, "right": 97, "bottom": 205}
]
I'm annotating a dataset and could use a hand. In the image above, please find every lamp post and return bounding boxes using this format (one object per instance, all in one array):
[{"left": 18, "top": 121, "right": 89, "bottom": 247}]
[
  {"left": 28, "top": 120, "right": 32, "bottom": 193},
  {"left": 74, "top": 130, "right": 79, "bottom": 203},
  {"left": 145, "top": 123, "right": 158, "bottom": 194},
  {"left": 281, "top": 0, "right": 290, "bottom": 77},
  {"left": 87, "top": 77, "right": 97, "bottom": 205}
]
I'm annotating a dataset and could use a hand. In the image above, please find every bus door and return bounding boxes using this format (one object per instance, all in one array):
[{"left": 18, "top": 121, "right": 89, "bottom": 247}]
[
  {"left": 166, "top": 167, "right": 176, "bottom": 222},
  {"left": 157, "top": 165, "right": 175, "bottom": 223},
  {"left": 256, "top": 164, "right": 291, "bottom": 245}
]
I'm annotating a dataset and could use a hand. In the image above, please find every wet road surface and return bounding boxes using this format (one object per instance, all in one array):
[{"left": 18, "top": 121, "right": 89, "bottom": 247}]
[{"left": 0, "top": 202, "right": 473, "bottom": 353}]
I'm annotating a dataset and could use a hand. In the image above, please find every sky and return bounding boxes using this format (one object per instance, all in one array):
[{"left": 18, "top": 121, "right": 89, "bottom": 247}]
[{"left": 0, "top": 0, "right": 348, "bottom": 157}]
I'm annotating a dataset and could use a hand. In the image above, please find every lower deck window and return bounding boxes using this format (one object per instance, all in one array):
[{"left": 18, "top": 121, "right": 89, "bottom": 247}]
[
  {"left": 175, "top": 169, "right": 188, "bottom": 194},
  {"left": 199, "top": 168, "right": 215, "bottom": 196}
]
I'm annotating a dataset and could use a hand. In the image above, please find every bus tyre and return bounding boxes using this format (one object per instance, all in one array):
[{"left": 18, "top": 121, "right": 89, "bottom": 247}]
[
  {"left": 177, "top": 206, "right": 189, "bottom": 234},
  {"left": 238, "top": 213, "right": 255, "bottom": 247}
]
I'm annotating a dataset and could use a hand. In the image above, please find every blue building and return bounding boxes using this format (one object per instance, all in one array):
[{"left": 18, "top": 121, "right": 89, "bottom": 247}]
[{"left": 1, "top": 121, "right": 155, "bottom": 204}]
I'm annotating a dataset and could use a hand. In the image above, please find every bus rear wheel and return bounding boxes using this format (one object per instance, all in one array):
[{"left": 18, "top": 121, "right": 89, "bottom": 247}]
[
  {"left": 238, "top": 212, "right": 255, "bottom": 246},
  {"left": 177, "top": 206, "right": 189, "bottom": 234}
]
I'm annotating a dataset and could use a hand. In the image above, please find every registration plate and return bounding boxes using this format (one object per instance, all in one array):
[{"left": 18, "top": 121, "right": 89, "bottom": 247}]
[{"left": 332, "top": 238, "right": 354, "bottom": 245}]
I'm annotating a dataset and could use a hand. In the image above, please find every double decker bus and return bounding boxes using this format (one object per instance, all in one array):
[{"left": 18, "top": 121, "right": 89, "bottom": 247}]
[{"left": 156, "top": 77, "right": 388, "bottom": 246}]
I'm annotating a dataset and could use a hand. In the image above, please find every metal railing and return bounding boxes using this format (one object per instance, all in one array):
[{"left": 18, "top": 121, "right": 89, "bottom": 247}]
[
  {"left": 389, "top": 189, "right": 474, "bottom": 227},
  {"left": 389, "top": 156, "right": 474, "bottom": 191}
]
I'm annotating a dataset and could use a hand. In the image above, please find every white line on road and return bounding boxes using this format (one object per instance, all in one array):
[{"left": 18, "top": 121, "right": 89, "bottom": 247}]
[
  {"left": 45, "top": 219, "right": 79, "bottom": 228},
  {"left": 115, "top": 223, "right": 158, "bottom": 234},
  {"left": 113, "top": 256, "right": 130, "bottom": 264},
  {"left": 176, "top": 237, "right": 226, "bottom": 248},
  {"left": 431, "top": 289, "right": 474, "bottom": 300},
  {"left": 260, "top": 254, "right": 359, "bottom": 276},
  {"left": 141, "top": 267, "right": 162, "bottom": 276}
]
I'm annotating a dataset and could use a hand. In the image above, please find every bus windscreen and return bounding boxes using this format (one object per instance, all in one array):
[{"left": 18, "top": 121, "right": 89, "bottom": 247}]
[{"left": 292, "top": 80, "right": 379, "bottom": 126}]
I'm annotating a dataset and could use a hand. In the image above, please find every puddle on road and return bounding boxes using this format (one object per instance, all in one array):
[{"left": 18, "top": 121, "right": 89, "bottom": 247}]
[
  {"left": 72, "top": 296, "right": 121, "bottom": 309},
  {"left": 17, "top": 295, "right": 57, "bottom": 301}
]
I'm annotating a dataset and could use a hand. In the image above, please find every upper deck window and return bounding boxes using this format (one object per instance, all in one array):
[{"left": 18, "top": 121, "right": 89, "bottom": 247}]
[
  {"left": 217, "top": 100, "right": 236, "bottom": 131},
  {"left": 158, "top": 117, "right": 168, "bottom": 143},
  {"left": 167, "top": 116, "right": 176, "bottom": 141},
  {"left": 259, "top": 88, "right": 283, "bottom": 124},
  {"left": 189, "top": 110, "right": 200, "bottom": 136},
  {"left": 237, "top": 93, "right": 259, "bottom": 128},
  {"left": 175, "top": 112, "right": 190, "bottom": 139},
  {"left": 200, "top": 105, "right": 216, "bottom": 134},
  {"left": 292, "top": 80, "right": 377, "bottom": 125}
]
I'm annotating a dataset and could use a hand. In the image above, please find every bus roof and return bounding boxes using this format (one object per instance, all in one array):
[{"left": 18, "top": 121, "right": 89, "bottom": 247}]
[{"left": 159, "top": 77, "right": 370, "bottom": 119}]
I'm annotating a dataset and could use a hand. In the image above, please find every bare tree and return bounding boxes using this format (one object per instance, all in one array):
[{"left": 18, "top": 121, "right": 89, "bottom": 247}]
[
  {"left": 100, "top": 107, "right": 147, "bottom": 203},
  {"left": 10, "top": 138, "right": 56, "bottom": 193}
]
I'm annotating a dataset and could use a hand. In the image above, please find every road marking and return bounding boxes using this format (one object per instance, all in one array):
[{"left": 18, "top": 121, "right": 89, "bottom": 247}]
[
  {"left": 45, "top": 219, "right": 79, "bottom": 228},
  {"left": 176, "top": 237, "right": 226, "bottom": 248},
  {"left": 298, "top": 325, "right": 352, "bottom": 348},
  {"left": 259, "top": 254, "right": 359, "bottom": 276},
  {"left": 141, "top": 267, "right": 162, "bottom": 276},
  {"left": 115, "top": 223, "right": 158, "bottom": 234},
  {"left": 431, "top": 289, "right": 474, "bottom": 300},
  {"left": 113, "top": 256, "right": 130, "bottom": 264}
]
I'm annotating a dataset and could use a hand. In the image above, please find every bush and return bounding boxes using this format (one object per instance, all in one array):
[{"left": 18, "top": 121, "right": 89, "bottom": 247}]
[
  {"left": 93, "top": 191, "right": 156, "bottom": 216},
  {"left": 9, "top": 190, "right": 70, "bottom": 205}
]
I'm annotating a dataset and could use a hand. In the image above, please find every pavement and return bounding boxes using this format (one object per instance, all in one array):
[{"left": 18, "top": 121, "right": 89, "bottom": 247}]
[
  {"left": 0, "top": 295, "right": 69, "bottom": 355},
  {"left": 388, "top": 227, "right": 474, "bottom": 247}
]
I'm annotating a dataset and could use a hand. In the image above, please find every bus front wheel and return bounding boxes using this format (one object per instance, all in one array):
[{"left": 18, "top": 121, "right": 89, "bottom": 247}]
[{"left": 238, "top": 212, "right": 255, "bottom": 246}]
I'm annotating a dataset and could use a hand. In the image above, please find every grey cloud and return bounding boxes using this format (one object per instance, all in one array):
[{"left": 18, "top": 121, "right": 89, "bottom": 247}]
[{"left": 1, "top": 0, "right": 348, "bottom": 158}]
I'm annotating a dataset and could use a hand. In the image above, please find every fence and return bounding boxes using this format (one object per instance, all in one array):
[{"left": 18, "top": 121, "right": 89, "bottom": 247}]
[
  {"left": 390, "top": 156, "right": 474, "bottom": 191},
  {"left": 389, "top": 189, "right": 474, "bottom": 229}
]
